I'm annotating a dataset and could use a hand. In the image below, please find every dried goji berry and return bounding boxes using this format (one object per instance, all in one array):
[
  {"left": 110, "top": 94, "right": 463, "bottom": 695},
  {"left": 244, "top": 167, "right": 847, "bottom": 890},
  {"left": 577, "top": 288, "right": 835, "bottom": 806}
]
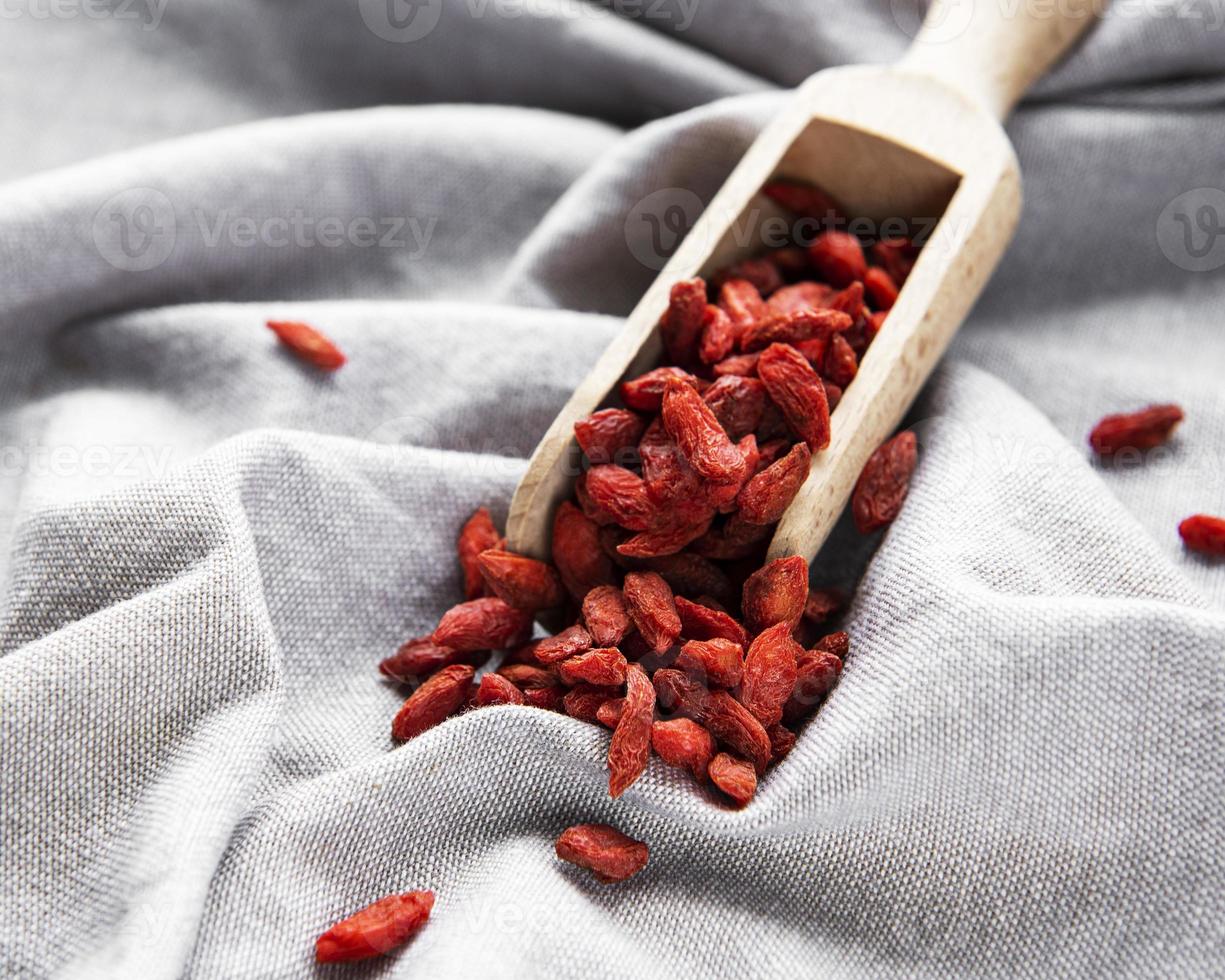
[
  {"left": 555, "top": 823, "right": 649, "bottom": 883},
  {"left": 534, "top": 624, "right": 593, "bottom": 665},
  {"left": 674, "top": 595, "right": 748, "bottom": 646},
  {"left": 580, "top": 585, "right": 632, "bottom": 647},
  {"left": 651, "top": 718, "right": 715, "bottom": 780},
  {"left": 823, "top": 332, "right": 858, "bottom": 388},
  {"left": 608, "top": 664, "right": 655, "bottom": 797},
  {"left": 690, "top": 515, "right": 772, "bottom": 561},
  {"left": 703, "top": 691, "right": 772, "bottom": 773},
  {"left": 703, "top": 375, "right": 767, "bottom": 442},
  {"left": 315, "top": 891, "right": 433, "bottom": 963},
  {"left": 739, "top": 621, "right": 801, "bottom": 728},
  {"left": 765, "top": 245, "right": 810, "bottom": 279},
  {"left": 792, "top": 334, "right": 829, "bottom": 366},
  {"left": 617, "top": 519, "right": 713, "bottom": 560},
  {"left": 563, "top": 683, "right": 621, "bottom": 724},
  {"left": 823, "top": 381, "right": 842, "bottom": 412},
  {"left": 742, "top": 556, "right": 808, "bottom": 634},
  {"left": 802, "top": 588, "right": 844, "bottom": 625},
  {"left": 718, "top": 278, "right": 766, "bottom": 343},
  {"left": 675, "top": 638, "right": 744, "bottom": 689},
  {"left": 267, "top": 320, "right": 346, "bottom": 371},
  {"left": 852, "top": 431, "right": 918, "bottom": 533},
  {"left": 1179, "top": 514, "right": 1225, "bottom": 556},
  {"left": 658, "top": 278, "right": 707, "bottom": 365},
  {"left": 761, "top": 179, "right": 844, "bottom": 226},
  {"left": 708, "top": 752, "right": 757, "bottom": 808},
  {"left": 766, "top": 282, "right": 833, "bottom": 317},
  {"left": 391, "top": 664, "right": 475, "bottom": 740},
  {"left": 477, "top": 550, "right": 565, "bottom": 613},
  {"left": 524, "top": 685, "right": 565, "bottom": 711},
  {"left": 740, "top": 308, "right": 851, "bottom": 353},
  {"left": 552, "top": 501, "right": 617, "bottom": 600},
  {"left": 808, "top": 231, "right": 866, "bottom": 287},
  {"left": 457, "top": 507, "right": 502, "bottom": 601},
  {"left": 661, "top": 378, "right": 747, "bottom": 484},
  {"left": 379, "top": 637, "right": 479, "bottom": 683},
  {"left": 757, "top": 343, "right": 831, "bottom": 451},
  {"left": 784, "top": 648, "right": 843, "bottom": 724},
  {"left": 644, "top": 552, "right": 736, "bottom": 606},
  {"left": 1088, "top": 404, "right": 1184, "bottom": 455},
  {"left": 475, "top": 673, "right": 527, "bottom": 707},
  {"left": 496, "top": 663, "right": 558, "bottom": 690},
  {"left": 710, "top": 257, "right": 783, "bottom": 296},
  {"left": 713, "top": 352, "right": 761, "bottom": 377},
  {"left": 699, "top": 304, "right": 737, "bottom": 365},
  {"left": 557, "top": 647, "right": 628, "bottom": 687},
  {"left": 767, "top": 723, "right": 797, "bottom": 762},
  {"left": 870, "top": 237, "right": 917, "bottom": 284},
  {"left": 622, "top": 571, "right": 682, "bottom": 653},
  {"left": 863, "top": 266, "right": 899, "bottom": 310},
  {"left": 824, "top": 280, "right": 865, "bottom": 320},
  {"left": 432, "top": 597, "right": 534, "bottom": 652},
  {"left": 574, "top": 409, "right": 646, "bottom": 466},
  {"left": 736, "top": 442, "right": 811, "bottom": 525},
  {"left": 620, "top": 366, "right": 701, "bottom": 413},
  {"left": 582, "top": 465, "right": 656, "bottom": 531}
]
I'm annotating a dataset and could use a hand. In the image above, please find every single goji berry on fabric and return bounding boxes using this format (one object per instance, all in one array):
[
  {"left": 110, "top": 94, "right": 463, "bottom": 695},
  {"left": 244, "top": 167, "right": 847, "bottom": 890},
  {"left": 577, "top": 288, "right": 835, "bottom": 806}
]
[
  {"left": 596, "top": 697, "right": 625, "bottom": 729},
  {"left": 757, "top": 343, "right": 831, "bottom": 451},
  {"left": 475, "top": 673, "right": 527, "bottom": 707},
  {"left": 808, "top": 231, "right": 866, "bottom": 287},
  {"left": 562, "top": 683, "right": 621, "bottom": 723},
  {"left": 552, "top": 501, "right": 617, "bottom": 600},
  {"left": 742, "top": 556, "right": 809, "bottom": 633},
  {"left": 675, "top": 638, "right": 744, "bottom": 689},
  {"left": 457, "top": 507, "right": 502, "bottom": 601},
  {"left": 524, "top": 685, "right": 565, "bottom": 711},
  {"left": 622, "top": 571, "right": 682, "bottom": 653},
  {"left": 713, "top": 352, "right": 761, "bottom": 377},
  {"left": 574, "top": 409, "right": 647, "bottom": 466},
  {"left": 661, "top": 378, "right": 747, "bottom": 484},
  {"left": 620, "top": 366, "right": 701, "bottom": 412},
  {"left": 767, "top": 723, "right": 797, "bottom": 762},
  {"left": 736, "top": 442, "right": 811, "bottom": 525},
  {"left": 496, "top": 663, "right": 558, "bottom": 690},
  {"left": 852, "top": 431, "right": 918, "bottom": 533},
  {"left": 477, "top": 550, "right": 565, "bottom": 613},
  {"left": 802, "top": 588, "right": 844, "bottom": 625},
  {"left": 581, "top": 585, "right": 632, "bottom": 647},
  {"left": 718, "top": 279, "right": 766, "bottom": 343},
  {"left": 432, "top": 597, "right": 534, "bottom": 652},
  {"left": 708, "top": 753, "right": 757, "bottom": 808},
  {"left": 703, "top": 375, "right": 767, "bottom": 442},
  {"left": 710, "top": 257, "right": 783, "bottom": 296},
  {"left": 391, "top": 664, "right": 475, "bottom": 741},
  {"left": 608, "top": 664, "right": 655, "bottom": 797},
  {"left": 315, "top": 891, "right": 434, "bottom": 963},
  {"left": 1088, "top": 404, "right": 1184, "bottom": 455},
  {"left": 651, "top": 718, "right": 716, "bottom": 780},
  {"left": 784, "top": 648, "right": 843, "bottom": 724},
  {"left": 267, "top": 320, "right": 346, "bottom": 371},
  {"left": 870, "top": 237, "right": 917, "bottom": 284},
  {"left": 674, "top": 595, "right": 748, "bottom": 646},
  {"left": 1179, "top": 514, "right": 1225, "bottom": 556},
  {"left": 703, "top": 691, "right": 772, "bottom": 773},
  {"left": 658, "top": 278, "right": 707, "bottom": 365},
  {"left": 557, "top": 647, "right": 628, "bottom": 687},
  {"left": 699, "top": 304, "right": 737, "bottom": 365},
  {"left": 617, "top": 519, "right": 713, "bottom": 560},
  {"left": 863, "top": 266, "right": 899, "bottom": 310},
  {"left": 823, "top": 332, "right": 858, "bottom": 388},
  {"left": 379, "top": 638, "right": 479, "bottom": 683},
  {"left": 761, "top": 179, "right": 844, "bottom": 226},
  {"left": 766, "top": 282, "right": 833, "bottom": 317},
  {"left": 740, "top": 308, "right": 852, "bottom": 353},
  {"left": 555, "top": 824, "right": 649, "bottom": 883},
  {"left": 824, "top": 280, "right": 865, "bottom": 320},
  {"left": 534, "top": 624, "right": 594, "bottom": 665},
  {"left": 740, "top": 621, "right": 801, "bottom": 728},
  {"left": 582, "top": 465, "right": 656, "bottom": 531}
]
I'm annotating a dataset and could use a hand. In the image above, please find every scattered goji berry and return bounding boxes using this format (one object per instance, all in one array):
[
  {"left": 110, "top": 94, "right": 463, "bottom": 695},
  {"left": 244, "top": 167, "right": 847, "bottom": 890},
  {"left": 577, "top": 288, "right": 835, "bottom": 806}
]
[
  {"left": 608, "top": 664, "right": 655, "bottom": 797},
  {"left": 457, "top": 507, "right": 501, "bottom": 601},
  {"left": 315, "top": 891, "right": 433, "bottom": 963},
  {"left": 1089, "top": 404, "right": 1184, "bottom": 455},
  {"left": 432, "top": 597, "right": 534, "bottom": 652},
  {"left": 379, "top": 637, "right": 478, "bottom": 683},
  {"left": 708, "top": 753, "right": 757, "bottom": 808},
  {"left": 852, "top": 431, "right": 918, "bottom": 533},
  {"left": 784, "top": 648, "right": 843, "bottom": 724},
  {"left": 267, "top": 320, "right": 346, "bottom": 371},
  {"left": 391, "top": 664, "right": 475, "bottom": 741},
  {"left": 555, "top": 824, "right": 649, "bottom": 883},
  {"left": 767, "top": 723, "right": 797, "bottom": 762},
  {"left": 1179, "top": 514, "right": 1225, "bottom": 556},
  {"left": 476, "top": 550, "right": 565, "bottom": 613}
]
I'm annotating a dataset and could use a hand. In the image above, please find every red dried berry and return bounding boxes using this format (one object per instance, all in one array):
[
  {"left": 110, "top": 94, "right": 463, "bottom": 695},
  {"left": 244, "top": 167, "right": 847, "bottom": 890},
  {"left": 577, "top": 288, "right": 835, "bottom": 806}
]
[
  {"left": 767, "top": 723, "right": 797, "bottom": 762},
  {"left": 574, "top": 409, "right": 646, "bottom": 466},
  {"left": 379, "top": 637, "right": 478, "bottom": 683},
  {"left": 852, "top": 431, "right": 918, "bottom": 533},
  {"left": 708, "top": 752, "right": 757, "bottom": 808},
  {"left": 765, "top": 245, "right": 811, "bottom": 279},
  {"left": 802, "top": 588, "right": 844, "bottom": 625},
  {"left": 703, "top": 375, "right": 767, "bottom": 442},
  {"left": 863, "top": 266, "right": 899, "bottom": 310},
  {"left": 267, "top": 320, "right": 346, "bottom": 371},
  {"left": 315, "top": 891, "right": 433, "bottom": 963},
  {"left": 1088, "top": 404, "right": 1184, "bottom": 455},
  {"left": 580, "top": 585, "right": 632, "bottom": 647},
  {"left": 620, "top": 366, "right": 701, "bottom": 413},
  {"left": 391, "top": 664, "right": 475, "bottom": 741},
  {"left": 1179, "top": 514, "right": 1225, "bottom": 556},
  {"left": 457, "top": 507, "right": 501, "bottom": 601},
  {"left": 703, "top": 691, "right": 772, "bottom": 773},
  {"left": 736, "top": 442, "right": 811, "bottom": 525},
  {"left": 557, "top": 647, "right": 628, "bottom": 687},
  {"left": 552, "top": 501, "right": 617, "bottom": 600},
  {"left": 596, "top": 697, "right": 625, "bottom": 728},
  {"left": 742, "top": 556, "right": 808, "bottom": 634},
  {"left": 823, "top": 381, "right": 843, "bottom": 412},
  {"left": 713, "top": 352, "right": 761, "bottom": 377},
  {"left": 525, "top": 685, "right": 565, "bottom": 711},
  {"left": 740, "top": 308, "right": 852, "bottom": 353},
  {"left": 622, "top": 571, "right": 682, "bottom": 653},
  {"left": 534, "top": 624, "right": 594, "bottom": 665},
  {"left": 761, "top": 179, "right": 844, "bottom": 225},
  {"left": 766, "top": 282, "right": 833, "bottom": 317},
  {"left": 651, "top": 718, "right": 716, "bottom": 781},
  {"left": 675, "top": 638, "right": 744, "bottom": 689},
  {"left": 690, "top": 515, "right": 772, "bottom": 562},
  {"left": 808, "top": 231, "right": 866, "bottom": 288},
  {"left": 555, "top": 823, "right": 649, "bottom": 883},
  {"left": 757, "top": 343, "right": 831, "bottom": 451},
  {"left": 699, "top": 304, "right": 737, "bottom": 365},
  {"left": 496, "top": 663, "right": 558, "bottom": 690},
  {"left": 562, "top": 683, "right": 621, "bottom": 724},
  {"left": 432, "top": 597, "right": 534, "bottom": 652},
  {"left": 813, "top": 630, "right": 850, "bottom": 658},
  {"left": 477, "top": 550, "right": 565, "bottom": 613},
  {"left": 674, "top": 595, "right": 749, "bottom": 646},
  {"left": 475, "top": 673, "right": 527, "bottom": 707},
  {"left": 823, "top": 332, "right": 858, "bottom": 388},
  {"left": 739, "top": 621, "right": 801, "bottom": 728},
  {"left": 824, "top": 280, "right": 865, "bottom": 320},
  {"left": 870, "top": 237, "right": 917, "bottom": 284},
  {"left": 784, "top": 648, "right": 843, "bottom": 724},
  {"left": 658, "top": 278, "right": 707, "bottom": 365},
  {"left": 661, "top": 378, "right": 747, "bottom": 484},
  {"left": 582, "top": 465, "right": 656, "bottom": 531},
  {"left": 718, "top": 279, "right": 766, "bottom": 342},
  {"left": 617, "top": 519, "right": 713, "bottom": 560},
  {"left": 608, "top": 664, "right": 655, "bottom": 797},
  {"left": 710, "top": 258, "right": 783, "bottom": 296}
]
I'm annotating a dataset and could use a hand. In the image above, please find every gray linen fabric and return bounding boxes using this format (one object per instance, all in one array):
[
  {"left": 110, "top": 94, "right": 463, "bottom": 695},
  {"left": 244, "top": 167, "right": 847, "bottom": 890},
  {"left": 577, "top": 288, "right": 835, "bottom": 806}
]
[{"left": 2, "top": 1, "right": 1224, "bottom": 977}]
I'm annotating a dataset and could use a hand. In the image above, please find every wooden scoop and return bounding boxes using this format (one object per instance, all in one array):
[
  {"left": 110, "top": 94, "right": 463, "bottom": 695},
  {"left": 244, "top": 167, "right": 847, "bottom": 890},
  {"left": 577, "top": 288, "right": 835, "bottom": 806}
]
[{"left": 508, "top": 0, "right": 1106, "bottom": 564}]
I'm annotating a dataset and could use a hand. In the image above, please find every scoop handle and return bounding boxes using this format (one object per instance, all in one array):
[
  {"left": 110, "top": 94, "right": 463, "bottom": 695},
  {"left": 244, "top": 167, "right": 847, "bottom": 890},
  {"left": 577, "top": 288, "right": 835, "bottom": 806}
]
[{"left": 899, "top": 0, "right": 1108, "bottom": 119}]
